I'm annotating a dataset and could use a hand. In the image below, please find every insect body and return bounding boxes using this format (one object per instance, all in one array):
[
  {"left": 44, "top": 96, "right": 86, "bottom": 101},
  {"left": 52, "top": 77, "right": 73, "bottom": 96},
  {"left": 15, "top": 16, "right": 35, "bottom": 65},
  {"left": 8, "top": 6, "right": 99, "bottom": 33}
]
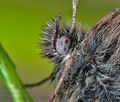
[{"left": 42, "top": 8, "right": 120, "bottom": 102}]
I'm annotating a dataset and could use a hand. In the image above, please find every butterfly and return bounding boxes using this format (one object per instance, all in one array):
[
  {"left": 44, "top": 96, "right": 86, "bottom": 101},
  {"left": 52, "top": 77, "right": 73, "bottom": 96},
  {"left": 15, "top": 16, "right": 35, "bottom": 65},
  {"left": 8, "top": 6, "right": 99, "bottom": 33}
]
[
  {"left": 26, "top": 0, "right": 120, "bottom": 102},
  {"left": 41, "top": 7, "right": 120, "bottom": 102}
]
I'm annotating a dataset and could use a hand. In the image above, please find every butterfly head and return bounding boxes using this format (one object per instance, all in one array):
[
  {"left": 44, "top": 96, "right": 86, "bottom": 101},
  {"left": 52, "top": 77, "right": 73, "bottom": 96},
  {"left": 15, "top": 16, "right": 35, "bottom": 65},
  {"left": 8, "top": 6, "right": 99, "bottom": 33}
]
[{"left": 41, "top": 16, "right": 79, "bottom": 63}]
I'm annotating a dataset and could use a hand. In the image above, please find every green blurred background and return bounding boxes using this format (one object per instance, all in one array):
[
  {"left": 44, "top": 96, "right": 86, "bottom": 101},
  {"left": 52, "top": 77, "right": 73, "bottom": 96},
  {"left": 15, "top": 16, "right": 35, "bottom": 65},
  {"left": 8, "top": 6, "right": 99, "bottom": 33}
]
[{"left": 0, "top": 0, "right": 120, "bottom": 101}]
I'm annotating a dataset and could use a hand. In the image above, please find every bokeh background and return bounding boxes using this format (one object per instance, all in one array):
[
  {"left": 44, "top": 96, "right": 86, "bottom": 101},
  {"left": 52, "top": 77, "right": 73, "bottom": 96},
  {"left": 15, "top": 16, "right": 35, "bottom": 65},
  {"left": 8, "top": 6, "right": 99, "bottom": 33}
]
[{"left": 0, "top": 0, "right": 120, "bottom": 101}]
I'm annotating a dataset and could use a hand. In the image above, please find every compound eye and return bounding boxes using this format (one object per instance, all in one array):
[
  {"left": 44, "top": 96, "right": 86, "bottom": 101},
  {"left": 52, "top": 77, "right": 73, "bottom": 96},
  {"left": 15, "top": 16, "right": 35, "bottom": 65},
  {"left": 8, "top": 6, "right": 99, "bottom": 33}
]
[{"left": 56, "top": 36, "right": 71, "bottom": 55}]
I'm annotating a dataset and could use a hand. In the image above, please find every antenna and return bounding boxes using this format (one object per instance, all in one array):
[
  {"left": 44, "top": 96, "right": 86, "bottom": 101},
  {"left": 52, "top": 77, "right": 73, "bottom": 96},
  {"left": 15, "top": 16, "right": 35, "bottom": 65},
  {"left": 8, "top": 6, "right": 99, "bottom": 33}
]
[{"left": 70, "top": 0, "right": 78, "bottom": 33}]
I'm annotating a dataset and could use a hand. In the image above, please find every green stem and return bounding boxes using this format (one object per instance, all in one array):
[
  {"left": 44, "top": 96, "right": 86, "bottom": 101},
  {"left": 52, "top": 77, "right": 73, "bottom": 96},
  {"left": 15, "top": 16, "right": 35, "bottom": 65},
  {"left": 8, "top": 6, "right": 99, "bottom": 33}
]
[{"left": 0, "top": 44, "right": 34, "bottom": 102}]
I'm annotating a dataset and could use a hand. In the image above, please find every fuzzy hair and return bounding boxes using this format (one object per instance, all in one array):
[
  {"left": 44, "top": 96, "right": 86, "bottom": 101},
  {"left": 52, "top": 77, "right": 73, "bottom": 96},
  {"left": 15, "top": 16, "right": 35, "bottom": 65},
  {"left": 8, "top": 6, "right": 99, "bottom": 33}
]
[{"left": 51, "top": 8, "right": 120, "bottom": 102}]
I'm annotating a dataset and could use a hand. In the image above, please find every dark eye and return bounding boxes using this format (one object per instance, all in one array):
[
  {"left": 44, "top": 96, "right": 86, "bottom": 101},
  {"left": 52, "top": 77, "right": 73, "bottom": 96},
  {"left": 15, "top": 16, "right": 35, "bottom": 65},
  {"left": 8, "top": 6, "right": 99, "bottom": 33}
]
[{"left": 56, "top": 36, "right": 71, "bottom": 55}]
